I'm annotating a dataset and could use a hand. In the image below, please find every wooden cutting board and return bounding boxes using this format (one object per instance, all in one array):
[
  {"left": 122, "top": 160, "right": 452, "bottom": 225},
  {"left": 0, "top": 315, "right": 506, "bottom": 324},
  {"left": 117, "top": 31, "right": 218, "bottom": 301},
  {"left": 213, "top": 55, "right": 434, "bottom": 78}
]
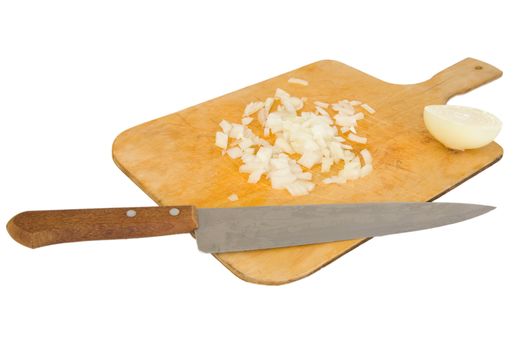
[{"left": 112, "top": 57, "right": 503, "bottom": 285}]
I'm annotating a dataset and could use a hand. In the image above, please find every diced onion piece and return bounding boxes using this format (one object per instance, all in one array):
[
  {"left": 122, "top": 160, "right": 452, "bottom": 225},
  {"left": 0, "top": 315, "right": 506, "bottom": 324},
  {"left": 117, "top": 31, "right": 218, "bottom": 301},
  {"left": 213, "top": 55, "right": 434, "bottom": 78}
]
[
  {"left": 423, "top": 105, "right": 502, "bottom": 150},
  {"left": 348, "top": 133, "right": 367, "bottom": 144},
  {"left": 286, "top": 182, "right": 308, "bottom": 196},
  {"left": 257, "top": 109, "right": 267, "bottom": 126},
  {"left": 287, "top": 77, "right": 309, "bottom": 86},
  {"left": 289, "top": 97, "right": 304, "bottom": 110},
  {"left": 350, "top": 100, "right": 362, "bottom": 106},
  {"left": 296, "top": 172, "right": 312, "bottom": 181},
  {"left": 241, "top": 117, "right": 253, "bottom": 125},
  {"left": 243, "top": 101, "right": 264, "bottom": 116},
  {"left": 229, "top": 124, "right": 244, "bottom": 139},
  {"left": 256, "top": 146, "right": 273, "bottom": 163},
  {"left": 219, "top": 120, "right": 232, "bottom": 134},
  {"left": 360, "top": 149, "right": 373, "bottom": 165},
  {"left": 264, "top": 97, "right": 275, "bottom": 113},
  {"left": 353, "top": 112, "right": 365, "bottom": 121},
  {"left": 315, "top": 106, "right": 329, "bottom": 116},
  {"left": 275, "top": 88, "right": 290, "bottom": 99},
  {"left": 360, "top": 164, "right": 373, "bottom": 177},
  {"left": 335, "top": 115, "right": 356, "bottom": 127},
  {"left": 238, "top": 138, "right": 253, "bottom": 150},
  {"left": 361, "top": 103, "right": 376, "bottom": 114},
  {"left": 321, "top": 157, "right": 333, "bottom": 173},
  {"left": 227, "top": 147, "right": 243, "bottom": 159},
  {"left": 228, "top": 193, "right": 239, "bottom": 201},
  {"left": 298, "top": 151, "right": 321, "bottom": 169},
  {"left": 248, "top": 170, "right": 264, "bottom": 183},
  {"left": 270, "top": 173, "right": 297, "bottom": 189},
  {"left": 215, "top": 131, "right": 228, "bottom": 149},
  {"left": 275, "top": 137, "right": 294, "bottom": 154},
  {"left": 322, "top": 177, "right": 333, "bottom": 184},
  {"left": 314, "top": 101, "right": 329, "bottom": 108}
]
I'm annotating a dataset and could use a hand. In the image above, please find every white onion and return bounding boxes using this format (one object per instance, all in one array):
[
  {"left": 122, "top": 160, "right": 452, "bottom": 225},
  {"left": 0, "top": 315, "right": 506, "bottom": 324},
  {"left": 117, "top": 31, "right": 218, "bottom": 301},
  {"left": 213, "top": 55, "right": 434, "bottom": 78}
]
[
  {"left": 360, "top": 149, "right": 373, "bottom": 165},
  {"left": 219, "top": 120, "right": 232, "bottom": 134},
  {"left": 241, "top": 117, "right": 253, "bottom": 125},
  {"left": 248, "top": 170, "right": 264, "bottom": 183},
  {"left": 275, "top": 88, "right": 290, "bottom": 99},
  {"left": 361, "top": 103, "right": 375, "bottom": 114},
  {"left": 227, "top": 147, "right": 243, "bottom": 159},
  {"left": 423, "top": 105, "right": 502, "bottom": 150},
  {"left": 353, "top": 112, "right": 364, "bottom": 120},
  {"left": 216, "top": 87, "right": 375, "bottom": 196},
  {"left": 215, "top": 131, "right": 228, "bottom": 149},
  {"left": 243, "top": 101, "right": 264, "bottom": 116},
  {"left": 347, "top": 133, "right": 367, "bottom": 144},
  {"left": 360, "top": 164, "right": 373, "bottom": 177},
  {"left": 264, "top": 97, "right": 275, "bottom": 113},
  {"left": 314, "top": 101, "right": 329, "bottom": 108},
  {"left": 228, "top": 193, "right": 239, "bottom": 201},
  {"left": 229, "top": 124, "right": 244, "bottom": 139},
  {"left": 287, "top": 77, "right": 309, "bottom": 86},
  {"left": 315, "top": 106, "right": 329, "bottom": 116}
]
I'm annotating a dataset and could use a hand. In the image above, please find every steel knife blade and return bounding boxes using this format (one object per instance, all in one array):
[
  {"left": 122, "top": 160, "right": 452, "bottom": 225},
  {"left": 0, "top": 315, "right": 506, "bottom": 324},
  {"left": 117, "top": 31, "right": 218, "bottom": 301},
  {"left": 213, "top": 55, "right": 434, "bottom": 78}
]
[{"left": 195, "top": 202, "right": 494, "bottom": 253}]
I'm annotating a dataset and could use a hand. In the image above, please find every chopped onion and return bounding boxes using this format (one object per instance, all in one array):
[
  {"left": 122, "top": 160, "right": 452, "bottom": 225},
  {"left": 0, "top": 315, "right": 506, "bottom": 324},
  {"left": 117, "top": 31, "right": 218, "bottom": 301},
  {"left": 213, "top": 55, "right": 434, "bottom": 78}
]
[
  {"left": 229, "top": 124, "right": 244, "bottom": 139},
  {"left": 353, "top": 112, "right": 365, "bottom": 120},
  {"left": 215, "top": 86, "right": 375, "bottom": 196},
  {"left": 241, "top": 117, "right": 253, "bottom": 125},
  {"left": 243, "top": 101, "right": 264, "bottom": 116},
  {"left": 348, "top": 133, "right": 367, "bottom": 144},
  {"left": 314, "top": 101, "right": 329, "bottom": 108},
  {"left": 248, "top": 170, "right": 264, "bottom": 183},
  {"left": 315, "top": 106, "right": 329, "bottom": 116},
  {"left": 227, "top": 147, "right": 243, "bottom": 159},
  {"left": 219, "top": 120, "right": 232, "bottom": 134},
  {"left": 215, "top": 131, "right": 228, "bottom": 149},
  {"left": 275, "top": 88, "right": 290, "bottom": 99},
  {"left": 228, "top": 193, "right": 239, "bottom": 201},
  {"left": 264, "top": 97, "right": 275, "bottom": 113},
  {"left": 360, "top": 164, "right": 373, "bottom": 177},
  {"left": 360, "top": 149, "right": 373, "bottom": 165},
  {"left": 287, "top": 77, "right": 309, "bottom": 86},
  {"left": 361, "top": 103, "right": 376, "bottom": 114}
]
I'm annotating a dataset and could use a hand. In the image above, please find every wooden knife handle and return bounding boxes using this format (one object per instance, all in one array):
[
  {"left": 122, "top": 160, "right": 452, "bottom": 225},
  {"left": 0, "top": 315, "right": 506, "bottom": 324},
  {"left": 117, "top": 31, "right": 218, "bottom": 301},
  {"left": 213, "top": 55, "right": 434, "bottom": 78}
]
[
  {"left": 421, "top": 57, "right": 503, "bottom": 102},
  {"left": 6, "top": 206, "right": 198, "bottom": 248}
]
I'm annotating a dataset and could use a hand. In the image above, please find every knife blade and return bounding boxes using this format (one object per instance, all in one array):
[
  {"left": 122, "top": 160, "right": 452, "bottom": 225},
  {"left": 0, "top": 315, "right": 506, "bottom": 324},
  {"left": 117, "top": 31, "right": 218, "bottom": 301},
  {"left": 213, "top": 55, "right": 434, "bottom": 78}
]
[
  {"left": 195, "top": 202, "right": 493, "bottom": 253},
  {"left": 7, "top": 202, "right": 493, "bottom": 252}
]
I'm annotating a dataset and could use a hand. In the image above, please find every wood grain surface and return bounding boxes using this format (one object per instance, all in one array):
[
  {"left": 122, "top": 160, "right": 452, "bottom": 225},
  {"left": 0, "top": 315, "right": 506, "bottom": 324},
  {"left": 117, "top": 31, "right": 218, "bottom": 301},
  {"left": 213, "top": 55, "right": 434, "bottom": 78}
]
[
  {"left": 112, "top": 57, "right": 503, "bottom": 285},
  {"left": 7, "top": 206, "right": 198, "bottom": 248}
]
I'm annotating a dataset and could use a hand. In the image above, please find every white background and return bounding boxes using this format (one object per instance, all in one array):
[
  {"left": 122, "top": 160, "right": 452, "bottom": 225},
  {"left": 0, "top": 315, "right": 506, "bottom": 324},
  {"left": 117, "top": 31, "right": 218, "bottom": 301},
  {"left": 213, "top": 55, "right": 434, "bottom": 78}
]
[{"left": 1, "top": 1, "right": 513, "bottom": 349}]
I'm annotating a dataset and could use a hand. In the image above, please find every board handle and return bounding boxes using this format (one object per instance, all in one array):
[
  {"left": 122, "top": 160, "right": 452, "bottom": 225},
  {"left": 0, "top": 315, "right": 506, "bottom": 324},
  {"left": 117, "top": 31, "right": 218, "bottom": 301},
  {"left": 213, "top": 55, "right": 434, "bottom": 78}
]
[
  {"left": 420, "top": 57, "right": 502, "bottom": 102},
  {"left": 6, "top": 206, "right": 198, "bottom": 248}
]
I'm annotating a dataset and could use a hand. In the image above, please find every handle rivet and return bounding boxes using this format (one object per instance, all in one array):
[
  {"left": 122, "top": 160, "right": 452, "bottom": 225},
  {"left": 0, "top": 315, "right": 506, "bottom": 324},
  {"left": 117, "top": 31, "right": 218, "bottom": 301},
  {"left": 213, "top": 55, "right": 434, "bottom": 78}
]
[
  {"left": 169, "top": 208, "right": 180, "bottom": 216},
  {"left": 126, "top": 209, "right": 137, "bottom": 217}
]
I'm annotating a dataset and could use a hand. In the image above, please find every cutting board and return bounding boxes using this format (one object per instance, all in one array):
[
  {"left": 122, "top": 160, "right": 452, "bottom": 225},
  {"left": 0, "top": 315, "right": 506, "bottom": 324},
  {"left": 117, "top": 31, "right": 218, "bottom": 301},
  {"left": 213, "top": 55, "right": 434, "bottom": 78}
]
[{"left": 112, "top": 57, "right": 503, "bottom": 285}]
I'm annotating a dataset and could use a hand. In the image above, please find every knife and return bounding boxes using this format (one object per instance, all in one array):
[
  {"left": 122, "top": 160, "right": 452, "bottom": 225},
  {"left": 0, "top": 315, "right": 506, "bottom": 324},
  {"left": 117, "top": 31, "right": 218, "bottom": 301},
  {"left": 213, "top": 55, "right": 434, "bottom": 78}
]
[{"left": 6, "top": 202, "right": 493, "bottom": 252}]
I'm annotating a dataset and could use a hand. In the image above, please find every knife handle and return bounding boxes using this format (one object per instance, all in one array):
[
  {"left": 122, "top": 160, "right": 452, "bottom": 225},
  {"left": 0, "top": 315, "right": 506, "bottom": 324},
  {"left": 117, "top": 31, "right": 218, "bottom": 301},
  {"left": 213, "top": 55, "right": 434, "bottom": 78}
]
[{"left": 6, "top": 206, "right": 198, "bottom": 248}]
